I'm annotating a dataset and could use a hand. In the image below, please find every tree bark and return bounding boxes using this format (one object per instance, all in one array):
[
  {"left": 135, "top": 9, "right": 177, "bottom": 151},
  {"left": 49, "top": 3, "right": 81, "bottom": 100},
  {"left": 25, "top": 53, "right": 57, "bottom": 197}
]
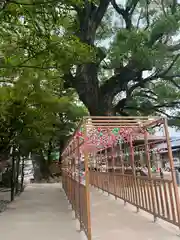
[
  {"left": 39, "top": 150, "right": 51, "bottom": 179},
  {"left": 32, "top": 152, "right": 52, "bottom": 181}
]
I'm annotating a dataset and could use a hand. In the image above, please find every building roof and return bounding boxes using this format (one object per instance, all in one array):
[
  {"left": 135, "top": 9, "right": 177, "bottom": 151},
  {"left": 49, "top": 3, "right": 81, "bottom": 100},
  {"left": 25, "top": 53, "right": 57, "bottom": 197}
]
[
  {"left": 157, "top": 137, "right": 180, "bottom": 153},
  {"left": 135, "top": 134, "right": 165, "bottom": 142}
]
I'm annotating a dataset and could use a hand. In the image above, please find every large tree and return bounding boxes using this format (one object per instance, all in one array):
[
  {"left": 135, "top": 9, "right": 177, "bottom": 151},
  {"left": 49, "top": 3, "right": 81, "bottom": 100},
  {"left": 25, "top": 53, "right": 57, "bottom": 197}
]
[
  {"left": 1, "top": 0, "right": 180, "bottom": 119},
  {"left": 64, "top": 0, "right": 180, "bottom": 117}
]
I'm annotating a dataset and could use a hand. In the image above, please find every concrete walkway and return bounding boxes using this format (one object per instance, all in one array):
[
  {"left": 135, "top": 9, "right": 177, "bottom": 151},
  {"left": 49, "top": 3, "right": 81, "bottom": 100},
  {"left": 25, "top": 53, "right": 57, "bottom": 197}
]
[
  {"left": 0, "top": 183, "right": 179, "bottom": 240},
  {"left": 91, "top": 187, "right": 180, "bottom": 240},
  {"left": 0, "top": 183, "right": 81, "bottom": 240}
]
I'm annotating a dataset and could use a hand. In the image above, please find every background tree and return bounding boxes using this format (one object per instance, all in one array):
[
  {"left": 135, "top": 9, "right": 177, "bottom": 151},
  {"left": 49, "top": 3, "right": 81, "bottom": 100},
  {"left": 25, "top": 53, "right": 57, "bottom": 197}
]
[{"left": 0, "top": 65, "right": 87, "bottom": 178}]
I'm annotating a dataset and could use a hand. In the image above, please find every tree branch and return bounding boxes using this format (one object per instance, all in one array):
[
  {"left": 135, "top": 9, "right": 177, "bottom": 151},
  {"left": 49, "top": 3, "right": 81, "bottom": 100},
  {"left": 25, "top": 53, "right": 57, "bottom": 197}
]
[
  {"left": 93, "top": 0, "right": 110, "bottom": 31},
  {"left": 155, "top": 109, "right": 178, "bottom": 119},
  {"left": 111, "top": 0, "right": 124, "bottom": 15},
  {"left": 114, "top": 88, "right": 158, "bottom": 115},
  {"left": 124, "top": 54, "right": 180, "bottom": 97},
  {"left": 123, "top": 101, "right": 180, "bottom": 114},
  {"left": 170, "top": 0, "right": 178, "bottom": 14},
  {"left": 127, "top": 0, "right": 139, "bottom": 15},
  {"left": 136, "top": 8, "right": 143, "bottom": 28},
  {"left": 167, "top": 42, "right": 180, "bottom": 51},
  {"left": 153, "top": 101, "right": 180, "bottom": 109},
  {"left": 136, "top": 92, "right": 157, "bottom": 101},
  {"left": 123, "top": 105, "right": 180, "bottom": 121},
  {"left": 162, "top": 75, "right": 180, "bottom": 89},
  {"left": 76, "top": 0, "right": 110, "bottom": 44},
  {"left": 100, "top": 64, "right": 139, "bottom": 98},
  {"left": 63, "top": 71, "right": 75, "bottom": 89},
  {"left": 157, "top": 54, "right": 180, "bottom": 77},
  {"left": 143, "top": 89, "right": 158, "bottom": 97},
  {"left": 111, "top": 0, "right": 132, "bottom": 29},
  {"left": 144, "top": 0, "right": 150, "bottom": 30},
  {"left": 0, "top": 65, "right": 57, "bottom": 70},
  {"left": 10, "top": 0, "right": 59, "bottom": 5}
]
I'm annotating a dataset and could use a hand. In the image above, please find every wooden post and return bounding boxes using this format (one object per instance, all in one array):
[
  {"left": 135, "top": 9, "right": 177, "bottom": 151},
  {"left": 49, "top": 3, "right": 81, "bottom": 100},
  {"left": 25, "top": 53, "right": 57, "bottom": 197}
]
[
  {"left": 130, "top": 135, "right": 139, "bottom": 212},
  {"left": 144, "top": 131, "right": 157, "bottom": 222},
  {"left": 105, "top": 148, "right": 109, "bottom": 194},
  {"left": 69, "top": 145, "right": 72, "bottom": 204},
  {"left": 119, "top": 140, "right": 126, "bottom": 204},
  {"left": 96, "top": 151, "right": 99, "bottom": 190},
  {"left": 140, "top": 150, "right": 144, "bottom": 166},
  {"left": 77, "top": 137, "right": 82, "bottom": 229},
  {"left": 119, "top": 140, "right": 124, "bottom": 174},
  {"left": 112, "top": 144, "right": 117, "bottom": 199},
  {"left": 84, "top": 125, "right": 92, "bottom": 240},
  {"left": 73, "top": 141, "right": 76, "bottom": 213},
  {"left": 164, "top": 118, "right": 180, "bottom": 227}
]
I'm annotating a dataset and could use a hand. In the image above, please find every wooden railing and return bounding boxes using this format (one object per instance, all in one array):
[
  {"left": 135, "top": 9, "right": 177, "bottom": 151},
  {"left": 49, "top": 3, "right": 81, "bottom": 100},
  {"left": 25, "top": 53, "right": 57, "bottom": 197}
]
[
  {"left": 90, "top": 171, "right": 180, "bottom": 226},
  {"left": 62, "top": 170, "right": 90, "bottom": 238}
]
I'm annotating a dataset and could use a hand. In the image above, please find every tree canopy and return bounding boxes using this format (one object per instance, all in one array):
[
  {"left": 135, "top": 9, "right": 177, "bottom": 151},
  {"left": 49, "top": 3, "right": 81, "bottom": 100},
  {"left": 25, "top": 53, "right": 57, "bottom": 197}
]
[
  {"left": 0, "top": 67, "right": 87, "bottom": 160},
  {"left": 1, "top": 0, "right": 180, "bottom": 125},
  {"left": 0, "top": 0, "right": 90, "bottom": 161}
]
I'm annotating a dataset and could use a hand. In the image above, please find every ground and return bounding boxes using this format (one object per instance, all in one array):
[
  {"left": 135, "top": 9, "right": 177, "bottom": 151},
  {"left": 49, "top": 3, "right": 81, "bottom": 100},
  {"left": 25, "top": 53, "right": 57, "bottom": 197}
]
[
  {"left": 0, "top": 184, "right": 80, "bottom": 240},
  {"left": 0, "top": 183, "right": 179, "bottom": 240},
  {"left": 0, "top": 187, "right": 10, "bottom": 212},
  {"left": 90, "top": 187, "right": 180, "bottom": 240}
]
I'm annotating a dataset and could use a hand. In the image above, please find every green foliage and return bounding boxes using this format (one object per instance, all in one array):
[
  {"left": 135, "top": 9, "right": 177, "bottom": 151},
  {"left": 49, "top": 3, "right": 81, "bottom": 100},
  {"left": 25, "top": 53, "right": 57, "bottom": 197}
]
[
  {"left": 109, "top": 29, "right": 154, "bottom": 68},
  {"left": 0, "top": 0, "right": 92, "bottom": 158},
  {"left": 0, "top": 0, "right": 95, "bottom": 73},
  {"left": 1, "top": 0, "right": 180, "bottom": 140},
  {"left": 0, "top": 65, "right": 87, "bottom": 157}
]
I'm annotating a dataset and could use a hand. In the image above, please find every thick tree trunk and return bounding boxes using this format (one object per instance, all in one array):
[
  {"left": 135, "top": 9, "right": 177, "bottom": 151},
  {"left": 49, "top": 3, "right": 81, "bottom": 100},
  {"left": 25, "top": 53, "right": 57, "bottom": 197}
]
[
  {"left": 32, "top": 152, "right": 52, "bottom": 181},
  {"left": 73, "top": 63, "right": 115, "bottom": 116},
  {"left": 70, "top": 1, "right": 115, "bottom": 116},
  {"left": 39, "top": 150, "right": 52, "bottom": 180},
  {"left": 88, "top": 100, "right": 114, "bottom": 116}
]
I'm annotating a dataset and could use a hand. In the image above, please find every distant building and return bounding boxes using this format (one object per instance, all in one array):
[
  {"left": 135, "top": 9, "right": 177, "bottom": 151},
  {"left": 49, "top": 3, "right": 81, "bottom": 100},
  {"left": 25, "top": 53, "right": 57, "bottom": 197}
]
[{"left": 157, "top": 137, "right": 180, "bottom": 167}]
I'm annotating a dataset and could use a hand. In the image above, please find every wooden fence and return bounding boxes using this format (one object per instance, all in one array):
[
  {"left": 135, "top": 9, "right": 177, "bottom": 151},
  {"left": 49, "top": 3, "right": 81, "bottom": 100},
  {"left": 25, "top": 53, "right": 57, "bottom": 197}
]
[
  {"left": 62, "top": 116, "right": 180, "bottom": 238},
  {"left": 62, "top": 170, "right": 91, "bottom": 239},
  {"left": 90, "top": 171, "right": 180, "bottom": 226}
]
